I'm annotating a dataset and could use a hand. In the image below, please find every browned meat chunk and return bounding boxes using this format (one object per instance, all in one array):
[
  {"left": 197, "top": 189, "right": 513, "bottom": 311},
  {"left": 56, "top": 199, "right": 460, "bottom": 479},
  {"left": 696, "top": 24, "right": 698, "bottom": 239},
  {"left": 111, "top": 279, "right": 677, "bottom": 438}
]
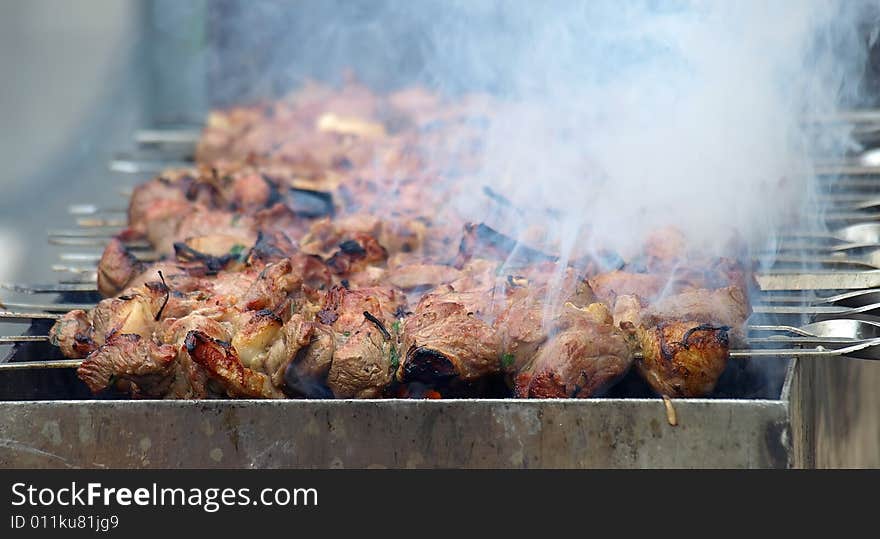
[
  {"left": 49, "top": 309, "right": 97, "bottom": 358},
  {"left": 318, "top": 286, "right": 404, "bottom": 398},
  {"left": 513, "top": 303, "right": 634, "bottom": 398},
  {"left": 184, "top": 330, "right": 284, "bottom": 398},
  {"left": 632, "top": 321, "right": 731, "bottom": 398},
  {"left": 324, "top": 233, "right": 388, "bottom": 276},
  {"left": 615, "top": 285, "right": 749, "bottom": 398},
  {"left": 128, "top": 172, "right": 192, "bottom": 235},
  {"left": 327, "top": 327, "right": 395, "bottom": 398},
  {"left": 97, "top": 239, "right": 145, "bottom": 297},
  {"left": 77, "top": 334, "right": 178, "bottom": 396},
  {"left": 493, "top": 294, "right": 547, "bottom": 373},
  {"left": 398, "top": 290, "right": 502, "bottom": 383}
]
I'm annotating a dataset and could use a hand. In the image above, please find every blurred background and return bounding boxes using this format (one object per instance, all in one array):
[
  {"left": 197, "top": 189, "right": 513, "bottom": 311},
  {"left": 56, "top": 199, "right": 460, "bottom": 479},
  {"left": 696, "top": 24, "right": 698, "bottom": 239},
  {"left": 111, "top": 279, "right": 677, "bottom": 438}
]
[{"left": 0, "top": 0, "right": 209, "bottom": 286}]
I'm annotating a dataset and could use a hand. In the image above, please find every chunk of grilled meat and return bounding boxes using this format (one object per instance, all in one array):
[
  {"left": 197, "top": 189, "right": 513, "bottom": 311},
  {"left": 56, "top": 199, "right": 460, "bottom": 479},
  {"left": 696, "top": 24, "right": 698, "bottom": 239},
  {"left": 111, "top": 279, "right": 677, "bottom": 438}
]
[
  {"left": 49, "top": 309, "right": 96, "bottom": 358},
  {"left": 316, "top": 285, "right": 405, "bottom": 398},
  {"left": 184, "top": 330, "right": 284, "bottom": 399},
  {"left": 398, "top": 288, "right": 502, "bottom": 384},
  {"left": 324, "top": 233, "right": 388, "bottom": 276},
  {"left": 77, "top": 333, "right": 178, "bottom": 397},
  {"left": 69, "top": 303, "right": 312, "bottom": 400},
  {"left": 506, "top": 302, "right": 634, "bottom": 398},
  {"left": 615, "top": 285, "right": 750, "bottom": 397},
  {"left": 97, "top": 239, "right": 144, "bottom": 297},
  {"left": 56, "top": 260, "right": 284, "bottom": 358},
  {"left": 128, "top": 164, "right": 335, "bottom": 233},
  {"left": 632, "top": 321, "right": 731, "bottom": 398}
]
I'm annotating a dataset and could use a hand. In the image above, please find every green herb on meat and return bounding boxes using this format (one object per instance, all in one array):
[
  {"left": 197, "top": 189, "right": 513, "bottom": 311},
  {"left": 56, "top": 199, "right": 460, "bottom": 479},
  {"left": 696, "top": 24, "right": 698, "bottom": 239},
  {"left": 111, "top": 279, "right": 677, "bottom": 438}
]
[
  {"left": 229, "top": 243, "right": 248, "bottom": 263},
  {"left": 500, "top": 352, "right": 515, "bottom": 369},
  {"left": 390, "top": 346, "right": 400, "bottom": 371}
]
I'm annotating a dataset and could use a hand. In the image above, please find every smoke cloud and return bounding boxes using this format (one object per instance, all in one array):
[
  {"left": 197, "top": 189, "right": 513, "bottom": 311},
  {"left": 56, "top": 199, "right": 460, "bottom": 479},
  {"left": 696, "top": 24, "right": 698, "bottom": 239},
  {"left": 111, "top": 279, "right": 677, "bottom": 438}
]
[
  {"left": 407, "top": 1, "right": 875, "bottom": 265},
  {"left": 209, "top": 0, "right": 877, "bottom": 265}
]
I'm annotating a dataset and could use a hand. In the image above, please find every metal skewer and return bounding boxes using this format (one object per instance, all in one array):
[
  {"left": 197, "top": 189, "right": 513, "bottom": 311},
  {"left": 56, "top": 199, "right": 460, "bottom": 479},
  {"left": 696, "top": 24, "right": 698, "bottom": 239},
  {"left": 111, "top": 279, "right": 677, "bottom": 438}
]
[
  {"left": 811, "top": 288, "right": 880, "bottom": 306},
  {"left": 814, "top": 164, "right": 880, "bottom": 176},
  {"left": 806, "top": 109, "right": 880, "bottom": 123},
  {"left": 1, "top": 342, "right": 876, "bottom": 374},
  {"left": 58, "top": 251, "right": 158, "bottom": 263},
  {"left": 0, "top": 283, "right": 99, "bottom": 294},
  {"left": 68, "top": 204, "right": 126, "bottom": 215},
  {"left": 0, "top": 311, "right": 60, "bottom": 321},
  {"left": 134, "top": 128, "right": 201, "bottom": 145},
  {"left": 0, "top": 336, "right": 51, "bottom": 344},
  {"left": 0, "top": 301, "right": 95, "bottom": 312},
  {"left": 775, "top": 223, "right": 880, "bottom": 251},
  {"left": 51, "top": 266, "right": 97, "bottom": 283},
  {"left": 770, "top": 251, "right": 880, "bottom": 271},
  {"left": 48, "top": 229, "right": 127, "bottom": 238},
  {"left": 76, "top": 218, "right": 125, "bottom": 228},
  {"left": 49, "top": 237, "right": 151, "bottom": 249},
  {"left": 752, "top": 303, "right": 880, "bottom": 316},
  {"left": 49, "top": 237, "right": 110, "bottom": 247},
  {"left": 110, "top": 158, "right": 191, "bottom": 174}
]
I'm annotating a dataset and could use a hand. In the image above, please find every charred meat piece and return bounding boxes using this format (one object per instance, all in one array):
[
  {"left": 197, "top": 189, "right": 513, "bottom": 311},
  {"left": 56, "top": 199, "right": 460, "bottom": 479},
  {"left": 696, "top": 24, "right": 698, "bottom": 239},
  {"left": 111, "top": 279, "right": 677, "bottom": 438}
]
[
  {"left": 327, "top": 324, "right": 395, "bottom": 398},
  {"left": 284, "top": 324, "right": 335, "bottom": 398},
  {"left": 128, "top": 172, "right": 189, "bottom": 235},
  {"left": 324, "top": 233, "right": 388, "bottom": 276},
  {"left": 613, "top": 285, "right": 749, "bottom": 398},
  {"left": 173, "top": 239, "right": 244, "bottom": 274},
  {"left": 300, "top": 215, "right": 427, "bottom": 259},
  {"left": 248, "top": 230, "right": 297, "bottom": 263},
  {"left": 184, "top": 330, "right": 284, "bottom": 398},
  {"left": 398, "top": 289, "right": 502, "bottom": 384},
  {"left": 632, "top": 321, "right": 731, "bottom": 398},
  {"left": 493, "top": 293, "right": 547, "bottom": 373},
  {"left": 456, "top": 222, "right": 557, "bottom": 268},
  {"left": 283, "top": 187, "right": 335, "bottom": 218}
]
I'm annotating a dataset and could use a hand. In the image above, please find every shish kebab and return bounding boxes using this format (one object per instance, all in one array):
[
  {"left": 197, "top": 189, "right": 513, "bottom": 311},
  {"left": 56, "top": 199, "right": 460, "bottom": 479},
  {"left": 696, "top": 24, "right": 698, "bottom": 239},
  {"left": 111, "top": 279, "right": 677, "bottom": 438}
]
[{"left": 21, "top": 80, "right": 755, "bottom": 399}]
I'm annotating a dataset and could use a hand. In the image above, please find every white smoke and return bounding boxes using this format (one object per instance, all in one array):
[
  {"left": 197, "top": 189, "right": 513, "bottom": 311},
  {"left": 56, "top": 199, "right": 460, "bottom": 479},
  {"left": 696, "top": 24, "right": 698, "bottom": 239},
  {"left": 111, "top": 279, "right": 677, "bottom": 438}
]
[
  {"left": 410, "top": 0, "right": 875, "bottom": 264},
  {"left": 208, "top": 0, "right": 876, "bottom": 266}
]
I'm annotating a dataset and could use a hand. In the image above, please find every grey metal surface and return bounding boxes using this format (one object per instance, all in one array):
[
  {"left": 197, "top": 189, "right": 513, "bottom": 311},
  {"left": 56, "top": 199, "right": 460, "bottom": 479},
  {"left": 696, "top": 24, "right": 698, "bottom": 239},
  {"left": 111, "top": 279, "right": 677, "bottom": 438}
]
[
  {"left": 0, "top": 397, "right": 791, "bottom": 469},
  {"left": 791, "top": 356, "right": 880, "bottom": 468},
  {"left": 758, "top": 271, "right": 880, "bottom": 290}
]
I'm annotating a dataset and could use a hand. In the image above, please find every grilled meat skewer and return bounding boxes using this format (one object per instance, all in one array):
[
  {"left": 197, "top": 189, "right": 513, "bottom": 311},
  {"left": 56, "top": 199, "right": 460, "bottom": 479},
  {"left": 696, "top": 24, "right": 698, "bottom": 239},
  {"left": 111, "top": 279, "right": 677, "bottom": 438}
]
[{"left": 44, "top": 81, "right": 755, "bottom": 400}]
